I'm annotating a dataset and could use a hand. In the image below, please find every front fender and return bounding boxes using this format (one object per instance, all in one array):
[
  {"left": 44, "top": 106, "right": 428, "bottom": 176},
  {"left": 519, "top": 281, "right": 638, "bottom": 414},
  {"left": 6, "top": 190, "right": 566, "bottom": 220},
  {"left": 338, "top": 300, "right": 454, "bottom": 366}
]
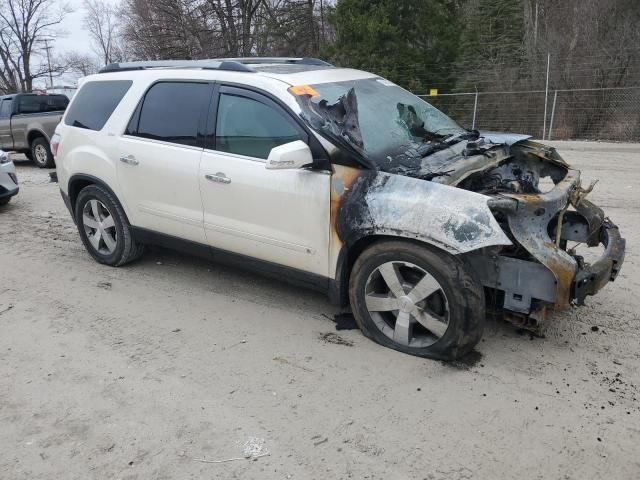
[{"left": 331, "top": 165, "right": 512, "bottom": 255}]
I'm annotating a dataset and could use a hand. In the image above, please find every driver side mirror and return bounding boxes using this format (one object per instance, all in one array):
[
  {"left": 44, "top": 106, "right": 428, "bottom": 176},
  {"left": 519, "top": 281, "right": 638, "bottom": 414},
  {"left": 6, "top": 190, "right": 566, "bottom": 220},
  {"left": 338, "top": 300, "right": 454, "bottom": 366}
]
[{"left": 265, "top": 140, "right": 313, "bottom": 170}]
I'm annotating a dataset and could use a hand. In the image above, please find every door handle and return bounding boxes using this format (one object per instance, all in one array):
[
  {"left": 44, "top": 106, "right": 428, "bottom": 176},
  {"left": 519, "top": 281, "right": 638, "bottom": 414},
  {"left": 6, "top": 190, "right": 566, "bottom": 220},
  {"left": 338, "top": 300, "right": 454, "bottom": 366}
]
[
  {"left": 205, "top": 172, "right": 231, "bottom": 184},
  {"left": 119, "top": 154, "right": 139, "bottom": 166}
]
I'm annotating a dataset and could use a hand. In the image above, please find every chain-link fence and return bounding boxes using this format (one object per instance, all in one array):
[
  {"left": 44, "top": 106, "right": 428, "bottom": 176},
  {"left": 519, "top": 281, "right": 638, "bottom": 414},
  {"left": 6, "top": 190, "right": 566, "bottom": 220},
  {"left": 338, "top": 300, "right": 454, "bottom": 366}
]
[{"left": 419, "top": 86, "right": 640, "bottom": 141}]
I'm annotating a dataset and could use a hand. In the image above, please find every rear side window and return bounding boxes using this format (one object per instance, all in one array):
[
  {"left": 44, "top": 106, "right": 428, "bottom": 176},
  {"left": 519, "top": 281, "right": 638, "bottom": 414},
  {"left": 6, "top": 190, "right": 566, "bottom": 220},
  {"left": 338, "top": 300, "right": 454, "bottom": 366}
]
[
  {"left": 64, "top": 80, "right": 132, "bottom": 131},
  {"left": 215, "top": 93, "right": 302, "bottom": 159},
  {"left": 17, "top": 95, "right": 68, "bottom": 114},
  {"left": 0, "top": 99, "right": 11, "bottom": 118},
  {"left": 129, "top": 82, "right": 211, "bottom": 147}
]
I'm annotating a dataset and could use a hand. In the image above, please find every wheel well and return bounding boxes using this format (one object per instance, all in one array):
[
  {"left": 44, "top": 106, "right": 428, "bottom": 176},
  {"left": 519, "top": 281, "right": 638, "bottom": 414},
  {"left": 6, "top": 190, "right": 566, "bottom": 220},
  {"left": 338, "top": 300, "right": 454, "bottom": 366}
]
[
  {"left": 68, "top": 178, "right": 94, "bottom": 211},
  {"left": 335, "top": 235, "right": 394, "bottom": 306},
  {"left": 67, "top": 175, "right": 129, "bottom": 225},
  {"left": 27, "top": 130, "right": 47, "bottom": 146}
]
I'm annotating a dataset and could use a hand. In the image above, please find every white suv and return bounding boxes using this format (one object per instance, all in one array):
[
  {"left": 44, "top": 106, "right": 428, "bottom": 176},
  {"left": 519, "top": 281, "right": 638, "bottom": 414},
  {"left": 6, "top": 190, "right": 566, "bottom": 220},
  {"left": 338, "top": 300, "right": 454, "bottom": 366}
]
[{"left": 54, "top": 57, "right": 624, "bottom": 360}]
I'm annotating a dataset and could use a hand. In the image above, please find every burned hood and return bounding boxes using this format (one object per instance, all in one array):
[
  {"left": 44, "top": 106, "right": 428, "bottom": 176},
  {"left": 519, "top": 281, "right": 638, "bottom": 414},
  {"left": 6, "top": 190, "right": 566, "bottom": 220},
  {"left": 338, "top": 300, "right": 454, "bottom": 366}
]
[
  {"left": 292, "top": 83, "right": 569, "bottom": 194},
  {"left": 293, "top": 87, "right": 543, "bottom": 181},
  {"left": 477, "top": 131, "right": 532, "bottom": 145}
]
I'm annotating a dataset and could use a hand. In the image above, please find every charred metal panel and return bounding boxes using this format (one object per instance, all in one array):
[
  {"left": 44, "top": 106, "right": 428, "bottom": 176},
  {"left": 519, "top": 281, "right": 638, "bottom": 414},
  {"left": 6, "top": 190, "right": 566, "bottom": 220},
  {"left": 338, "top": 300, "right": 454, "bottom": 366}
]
[
  {"left": 478, "top": 131, "right": 532, "bottom": 145},
  {"left": 573, "top": 218, "right": 625, "bottom": 305},
  {"left": 503, "top": 170, "right": 582, "bottom": 307},
  {"left": 331, "top": 165, "right": 512, "bottom": 256},
  {"left": 467, "top": 254, "right": 557, "bottom": 314}
]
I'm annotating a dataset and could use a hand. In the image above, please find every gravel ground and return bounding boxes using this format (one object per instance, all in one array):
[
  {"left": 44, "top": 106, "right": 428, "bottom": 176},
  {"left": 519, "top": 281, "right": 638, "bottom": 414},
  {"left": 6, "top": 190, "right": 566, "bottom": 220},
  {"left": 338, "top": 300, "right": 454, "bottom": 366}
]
[{"left": 1, "top": 141, "right": 639, "bottom": 479}]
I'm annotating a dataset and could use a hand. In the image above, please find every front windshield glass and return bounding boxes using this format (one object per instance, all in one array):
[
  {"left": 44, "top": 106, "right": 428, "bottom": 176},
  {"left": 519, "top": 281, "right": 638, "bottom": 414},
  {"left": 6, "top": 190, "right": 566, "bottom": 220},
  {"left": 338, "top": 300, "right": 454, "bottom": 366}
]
[{"left": 303, "top": 77, "right": 465, "bottom": 167}]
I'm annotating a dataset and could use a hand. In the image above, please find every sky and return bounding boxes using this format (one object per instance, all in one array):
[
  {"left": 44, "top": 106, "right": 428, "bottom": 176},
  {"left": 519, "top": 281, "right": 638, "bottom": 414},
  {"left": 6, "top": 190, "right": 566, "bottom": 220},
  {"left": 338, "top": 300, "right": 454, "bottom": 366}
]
[
  {"left": 37, "top": 0, "right": 120, "bottom": 88},
  {"left": 56, "top": 0, "right": 95, "bottom": 56}
]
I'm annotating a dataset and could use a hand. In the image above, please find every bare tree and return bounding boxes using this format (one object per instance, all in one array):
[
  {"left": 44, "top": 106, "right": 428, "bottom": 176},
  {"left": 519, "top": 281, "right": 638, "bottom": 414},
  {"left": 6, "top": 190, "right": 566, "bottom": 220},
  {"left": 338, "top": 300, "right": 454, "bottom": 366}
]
[
  {"left": 117, "top": 0, "right": 326, "bottom": 61},
  {"left": 0, "top": 0, "right": 71, "bottom": 92},
  {"left": 63, "top": 50, "right": 99, "bottom": 77},
  {"left": 84, "top": 0, "right": 123, "bottom": 65}
]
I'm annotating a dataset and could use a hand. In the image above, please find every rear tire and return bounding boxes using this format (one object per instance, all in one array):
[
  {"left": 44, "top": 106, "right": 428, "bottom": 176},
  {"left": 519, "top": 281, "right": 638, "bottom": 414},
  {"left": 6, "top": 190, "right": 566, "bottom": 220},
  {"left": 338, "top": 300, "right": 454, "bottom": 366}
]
[
  {"left": 75, "top": 184, "right": 144, "bottom": 266},
  {"left": 31, "top": 137, "right": 55, "bottom": 168},
  {"left": 349, "top": 240, "right": 485, "bottom": 361}
]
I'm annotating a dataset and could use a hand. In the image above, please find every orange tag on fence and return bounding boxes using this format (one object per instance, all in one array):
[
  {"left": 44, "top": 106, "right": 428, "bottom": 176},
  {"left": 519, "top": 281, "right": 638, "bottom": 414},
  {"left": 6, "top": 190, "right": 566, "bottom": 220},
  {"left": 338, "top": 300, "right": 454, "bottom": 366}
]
[{"left": 288, "top": 84, "right": 320, "bottom": 97}]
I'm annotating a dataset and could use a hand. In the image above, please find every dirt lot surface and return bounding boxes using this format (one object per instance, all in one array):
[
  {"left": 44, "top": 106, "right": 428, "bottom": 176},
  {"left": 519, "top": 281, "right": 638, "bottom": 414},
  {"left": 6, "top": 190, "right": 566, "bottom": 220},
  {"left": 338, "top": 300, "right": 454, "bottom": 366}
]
[{"left": 1, "top": 141, "right": 639, "bottom": 479}]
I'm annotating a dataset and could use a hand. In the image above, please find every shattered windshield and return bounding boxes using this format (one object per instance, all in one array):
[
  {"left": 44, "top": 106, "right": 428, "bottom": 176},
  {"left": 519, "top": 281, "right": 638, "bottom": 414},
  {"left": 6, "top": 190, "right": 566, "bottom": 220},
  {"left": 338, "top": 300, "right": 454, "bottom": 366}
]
[{"left": 294, "top": 77, "right": 466, "bottom": 171}]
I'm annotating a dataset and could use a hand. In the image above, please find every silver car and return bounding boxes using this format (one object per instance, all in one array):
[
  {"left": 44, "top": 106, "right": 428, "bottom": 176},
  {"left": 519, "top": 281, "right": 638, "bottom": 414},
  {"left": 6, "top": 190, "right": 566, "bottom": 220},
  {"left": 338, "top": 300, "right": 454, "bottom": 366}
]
[{"left": 0, "top": 150, "right": 18, "bottom": 205}]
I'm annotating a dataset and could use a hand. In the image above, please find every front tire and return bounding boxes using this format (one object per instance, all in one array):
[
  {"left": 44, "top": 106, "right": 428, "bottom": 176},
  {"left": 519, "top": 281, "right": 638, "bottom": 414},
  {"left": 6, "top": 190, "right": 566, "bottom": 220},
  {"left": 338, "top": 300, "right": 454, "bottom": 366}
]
[
  {"left": 349, "top": 240, "right": 485, "bottom": 361},
  {"left": 75, "top": 184, "right": 144, "bottom": 266},
  {"left": 31, "top": 137, "right": 55, "bottom": 168}
]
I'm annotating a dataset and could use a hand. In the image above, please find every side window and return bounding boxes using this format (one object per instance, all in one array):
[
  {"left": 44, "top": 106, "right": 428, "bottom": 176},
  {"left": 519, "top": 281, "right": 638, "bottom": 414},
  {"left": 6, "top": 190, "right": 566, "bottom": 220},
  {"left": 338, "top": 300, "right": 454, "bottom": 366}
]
[
  {"left": 215, "top": 93, "right": 302, "bottom": 159},
  {"left": 44, "top": 95, "right": 69, "bottom": 112},
  {"left": 65, "top": 80, "right": 132, "bottom": 131},
  {"left": 0, "top": 99, "right": 11, "bottom": 118},
  {"left": 16, "top": 95, "right": 68, "bottom": 113},
  {"left": 17, "top": 96, "right": 42, "bottom": 114},
  {"left": 132, "top": 82, "right": 211, "bottom": 147}
]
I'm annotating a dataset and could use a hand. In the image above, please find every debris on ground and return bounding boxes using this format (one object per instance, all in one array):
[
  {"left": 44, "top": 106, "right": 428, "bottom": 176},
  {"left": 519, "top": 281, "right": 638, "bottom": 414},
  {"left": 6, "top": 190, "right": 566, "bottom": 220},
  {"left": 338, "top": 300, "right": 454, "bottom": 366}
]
[
  {"left": 192, "top": 436, "right": 269, "bottom": 464},
  {"left": 273, "top": 356, "right": 314, "bottom": 372},
  {"left": 321, "top": 312, "right": 358, "bottom": 330},
  {"left": 312, "top": 436, "right": 328, "bottom": 447},
  {"left": 318, "top": 332, "right": 354, "bottom": 347},
  {"left": 447, "top": 350, "right": 483, "bottom": 370},
  {"left": 333, "top": 313, "right": 358, "bottom": 331}
]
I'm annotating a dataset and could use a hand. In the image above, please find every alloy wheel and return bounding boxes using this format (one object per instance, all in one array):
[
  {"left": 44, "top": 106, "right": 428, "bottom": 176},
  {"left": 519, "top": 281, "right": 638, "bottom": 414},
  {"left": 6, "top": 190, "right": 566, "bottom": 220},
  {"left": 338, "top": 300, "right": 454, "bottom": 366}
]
[
  {"left": 34, "top": 144, "right": 48, "bottom": 164},
  {"left": 82, "top": 199, "right": 117, "bottom": 255},
  {"left": 364, "top": 261, "right": 450, "bottom": 347}
]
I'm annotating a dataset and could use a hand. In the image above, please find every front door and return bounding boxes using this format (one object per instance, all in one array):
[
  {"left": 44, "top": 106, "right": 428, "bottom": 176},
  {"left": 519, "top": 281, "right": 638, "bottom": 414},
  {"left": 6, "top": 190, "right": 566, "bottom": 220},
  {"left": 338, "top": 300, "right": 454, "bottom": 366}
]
[
  {"left": 116, "top": 81, "right": 212, "bottom": 244},
  {"left": 199, "top": 86, "right": 331, "bottom": 277}
]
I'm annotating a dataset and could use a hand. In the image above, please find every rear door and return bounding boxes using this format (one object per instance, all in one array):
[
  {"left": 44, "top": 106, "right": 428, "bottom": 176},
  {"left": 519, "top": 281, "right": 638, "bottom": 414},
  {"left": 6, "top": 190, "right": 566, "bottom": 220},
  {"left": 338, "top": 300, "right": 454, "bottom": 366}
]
[
  {"left": 0, "top": 98, "right": 13, "bottom": 149},
  {"left": 117, "top": 81, "right": 213, "bottom": 243},
  {"left": 198, "top": 85, "right": 331, "bottom": 276}
]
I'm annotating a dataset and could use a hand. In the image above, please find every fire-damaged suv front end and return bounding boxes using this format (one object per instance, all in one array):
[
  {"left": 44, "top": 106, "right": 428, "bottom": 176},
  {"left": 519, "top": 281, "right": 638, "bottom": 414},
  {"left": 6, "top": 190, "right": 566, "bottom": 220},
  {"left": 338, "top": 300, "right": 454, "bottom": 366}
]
[
  {"left": 291, "top": 75, "right": 625, "bottom": 333},
  {"left": 451, "top": 138, "right": 626, "bottom": 331}
]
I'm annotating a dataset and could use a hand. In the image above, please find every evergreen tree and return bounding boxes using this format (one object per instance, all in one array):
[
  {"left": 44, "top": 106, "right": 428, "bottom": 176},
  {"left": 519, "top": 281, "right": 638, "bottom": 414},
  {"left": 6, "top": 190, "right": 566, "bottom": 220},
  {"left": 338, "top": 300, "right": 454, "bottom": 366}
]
[{"left": 323, "top": 0, "right": 461, "bottom": 93}]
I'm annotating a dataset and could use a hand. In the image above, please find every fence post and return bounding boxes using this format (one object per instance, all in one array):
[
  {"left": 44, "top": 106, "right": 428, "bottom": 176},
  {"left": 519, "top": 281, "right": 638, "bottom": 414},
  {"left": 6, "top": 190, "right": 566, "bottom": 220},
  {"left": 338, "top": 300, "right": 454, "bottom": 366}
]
[
  {"left": 542, "top": 52, "right": 550, "bottom": 139},
  {"left": 548, "top": 90, "right": 558, "bottom": 140},
  {"left": 472, "top": 87, "right": 479, "bottom": 130}
]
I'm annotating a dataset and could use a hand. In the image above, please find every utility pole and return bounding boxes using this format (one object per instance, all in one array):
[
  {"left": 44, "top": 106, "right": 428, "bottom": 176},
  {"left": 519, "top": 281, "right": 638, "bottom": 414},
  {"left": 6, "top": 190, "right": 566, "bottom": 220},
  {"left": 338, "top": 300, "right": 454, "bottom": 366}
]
[
  {"left": 43, "top": 38, "right": 53, "bottom": 89},
  {"left": 320, "top": 0, "right": 325, "bottom": 45},
  {"left": 534, "top": 1, "right": 539, "bottom": 46},
  {"left": 542, "top": 52, "right": 550, "bottom": 139}
]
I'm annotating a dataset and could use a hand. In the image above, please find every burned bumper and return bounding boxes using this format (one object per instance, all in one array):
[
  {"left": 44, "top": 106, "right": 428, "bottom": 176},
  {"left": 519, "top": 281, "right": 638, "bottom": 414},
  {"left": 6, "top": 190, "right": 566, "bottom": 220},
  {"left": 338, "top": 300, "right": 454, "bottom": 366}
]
[
  {"left": 469, "top": 168, "right": 625, "bottom": 322},
  {"left": 572, "top": 217, "right": 625, "bottom": 305}
]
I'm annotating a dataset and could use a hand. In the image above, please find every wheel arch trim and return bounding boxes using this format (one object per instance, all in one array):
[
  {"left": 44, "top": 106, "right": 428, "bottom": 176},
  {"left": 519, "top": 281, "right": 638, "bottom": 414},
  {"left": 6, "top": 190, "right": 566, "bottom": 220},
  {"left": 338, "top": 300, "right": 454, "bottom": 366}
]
[
  {"left": 27, "top": 129, "right": 49, "bottom": 144},
  {"left": 67, "top": 174, "right": 131, "bottom": 224}
]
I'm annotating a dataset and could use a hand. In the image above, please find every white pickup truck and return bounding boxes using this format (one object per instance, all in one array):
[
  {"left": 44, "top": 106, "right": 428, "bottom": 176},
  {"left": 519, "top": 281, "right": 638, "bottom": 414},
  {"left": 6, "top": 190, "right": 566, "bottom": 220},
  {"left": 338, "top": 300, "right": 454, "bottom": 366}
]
[{"left": 0, "top": 93, "right": 69, "bottom": 168}]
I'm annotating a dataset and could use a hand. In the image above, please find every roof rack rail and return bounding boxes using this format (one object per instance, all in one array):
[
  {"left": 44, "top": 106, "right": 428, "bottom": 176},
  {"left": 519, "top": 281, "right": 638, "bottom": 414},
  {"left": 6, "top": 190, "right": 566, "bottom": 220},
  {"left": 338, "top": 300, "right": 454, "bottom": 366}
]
[
  {"left": 219, "top": 57, "right": 333, "bottom": 66},
  {"left": 98, "top": 59, "right": 256, "bottom": 74}
]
